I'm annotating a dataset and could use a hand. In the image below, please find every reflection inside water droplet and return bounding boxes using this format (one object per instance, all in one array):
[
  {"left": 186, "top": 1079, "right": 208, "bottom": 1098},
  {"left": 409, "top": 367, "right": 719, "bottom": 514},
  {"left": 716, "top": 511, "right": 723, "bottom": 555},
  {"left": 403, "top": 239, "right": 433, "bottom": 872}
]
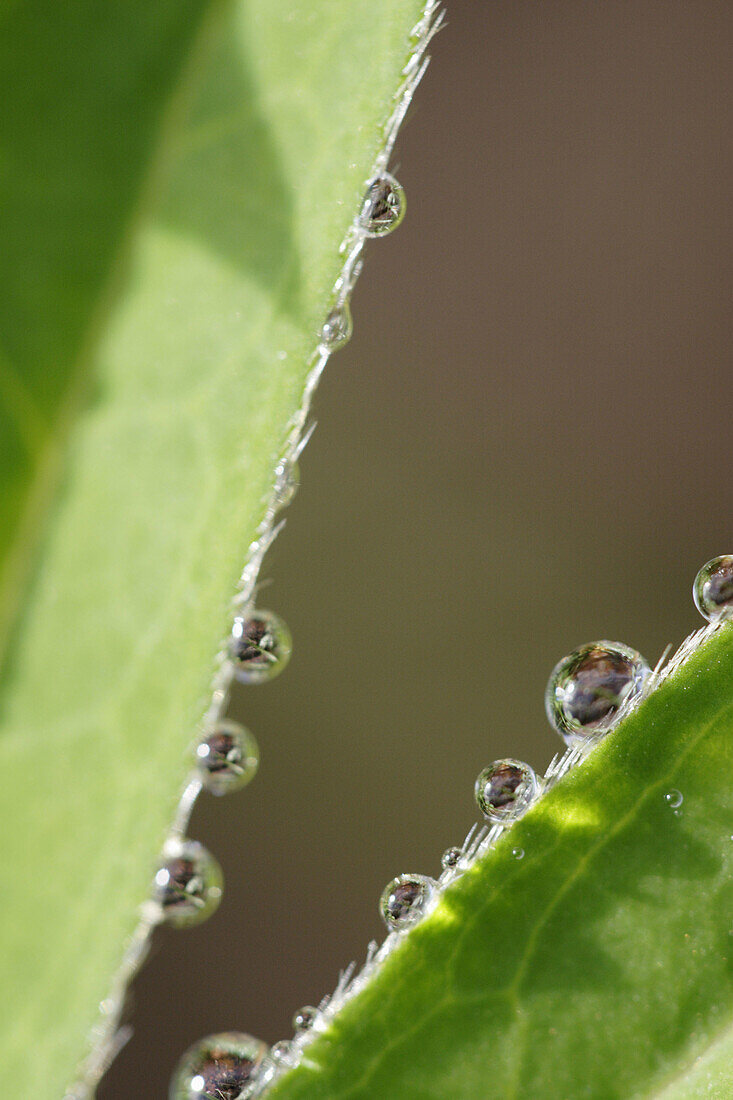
[
  {"left": 169, "top": 1031, "right": 267, "bottom": 1100},
  {"left": 195, "top": 720, "right": 259, "bottom": 796},
  {"left": 545, "top": 641, "right": 650, "bottom": 744},
  {"left": 474, "top": 759, "right": 539, "bottom": 823},
  {"left": 380, "top": 873, "right": 436, "bottom": 931},
  {"left": 229, "top": 609, "right": 292, "bottom": 684},
  {"left": 153, "top": 839, "right": 223, "bottom": 928},
  {"left": 693, "top": 555, "right": 733, "bottom": 623},
  {"left": 359, "top": 173, "right": 406, "bottom": 237}
]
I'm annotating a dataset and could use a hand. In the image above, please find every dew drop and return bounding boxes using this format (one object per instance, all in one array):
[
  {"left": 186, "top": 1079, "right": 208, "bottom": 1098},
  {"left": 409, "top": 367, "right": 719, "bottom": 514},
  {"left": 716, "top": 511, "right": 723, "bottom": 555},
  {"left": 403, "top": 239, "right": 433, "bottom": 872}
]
[
  {"left": 512, "top": 847, "right": 525, "bottom": 860},
  {"left": 664, "top": 789, "right": 683, "bottom": 809},
  {"left": 545, "top": 640, "right": 650, "bottom": 744},
  {"left": 169, "top": 1031, "right": 267, "bottom": 1100},
  {"left": 229, "top": 609, "right": 292, "bottom": 684},
  {"left": 320, "top": 302, "right": 353, "bottom": 351},
  {"left": 380, "top": 873, "right": 436, "bottom": 931},
  {"left": 292, "top": 1005, "right": 317, "bottom": 1033},
  {"left": 269, "top": 1040, "right": 295, "bottom": 1064},
  {"left": 474, "top": 759, "right": 539, "bottom": 823},
  {"left": 359, "top": 173, "right": 406, "bottom": 237},
  {"left": 153, "top": 839, "right": 223, "bottom": 928},
  {"left": 441, "top": 846, "right": 463, "bottom": 870},
  {"left": 195, "top": 720, "right": 259, "bottom": 796},
  {"left": 273, "top": 460, "right": 300, "bottom": 511},
  {"left": 693, "top": 556, "right": 733, "bottom": 623}
]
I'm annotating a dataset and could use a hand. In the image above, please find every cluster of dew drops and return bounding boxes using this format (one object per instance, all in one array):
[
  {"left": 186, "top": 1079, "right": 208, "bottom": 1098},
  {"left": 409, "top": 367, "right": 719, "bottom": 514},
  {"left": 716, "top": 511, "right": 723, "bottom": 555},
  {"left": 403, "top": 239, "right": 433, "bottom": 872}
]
[
  {"left": 166, "top": 553, "right": 733, "bottom": 1100},
  {"left": 157, "top": 175, "right": 407, "bottom": 1100}
]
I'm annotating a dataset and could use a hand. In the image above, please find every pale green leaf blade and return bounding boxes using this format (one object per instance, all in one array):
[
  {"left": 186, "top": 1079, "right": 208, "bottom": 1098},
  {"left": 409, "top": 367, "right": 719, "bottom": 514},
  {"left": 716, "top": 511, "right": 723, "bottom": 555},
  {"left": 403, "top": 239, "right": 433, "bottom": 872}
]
[
  {"left": 267, "top": 625, "right": 733, "bottom": 1100},
  {"left": 0, "top": 1, "right": 426, "bottom": 1094}
]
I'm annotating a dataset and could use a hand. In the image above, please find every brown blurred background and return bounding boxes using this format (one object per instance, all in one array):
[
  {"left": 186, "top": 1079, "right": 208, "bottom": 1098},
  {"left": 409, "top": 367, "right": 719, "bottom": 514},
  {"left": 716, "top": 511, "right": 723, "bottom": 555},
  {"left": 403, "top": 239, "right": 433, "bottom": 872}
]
[{"left": 102, "top": 2, "right": 731, "bottom": 1094}]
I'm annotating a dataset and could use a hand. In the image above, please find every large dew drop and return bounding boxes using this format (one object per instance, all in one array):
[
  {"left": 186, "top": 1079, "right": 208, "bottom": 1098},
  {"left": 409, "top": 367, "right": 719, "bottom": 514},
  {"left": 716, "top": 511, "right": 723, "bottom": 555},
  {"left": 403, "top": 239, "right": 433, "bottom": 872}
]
[
  {"left": 545, "top": 640, "right": 650, "bottom": 744},
  {"left": 380, "top": 873, "right": 436, "bottom": 931},
  {"left": 359, "top": 173, "right": 406, "bottom": 237},
  {"left": 153, "top": 839, "right": 223, "bottom": 928},
  {"left": 693, "top": 555, "right": 733, "bottom": 623},
  {"left": 169, "top": 1031, "right": 268, "bottom": 1100},
  {"left": 195, "top": 720, "right": 259, "bottom": 796},
  {"left": 228, "top": 609, "right": 292, "bottom": 684},
  {"left": 474, "top": 759, "right": 539, "bottom": 823}
]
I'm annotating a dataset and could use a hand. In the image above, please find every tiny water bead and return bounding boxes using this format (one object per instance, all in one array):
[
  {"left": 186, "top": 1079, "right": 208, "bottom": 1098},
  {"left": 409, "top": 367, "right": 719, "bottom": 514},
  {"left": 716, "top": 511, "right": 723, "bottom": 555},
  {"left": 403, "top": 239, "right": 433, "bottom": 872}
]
[
  {"left": 320, "top": 302, "right": 353, "bottom": 351},
  {"left": 380, "top": 873, "right": 436, "bottom": 931},
  {"left": 153, "top": 839, "right": 223, "bottom": 928},
  {"left": 195, "top": 720, "right": 259, "bottom": 796},
  {"left": 359, "top": 173, "right": 406, "bottom": 237},
  {"left": 269, "top": 1041, "right": 295, "bottom": 1065},
  {"left": 229, "top": 609, "right": 292, "bottom": 684},
  {"left": 512, "top": 847, "right": 525, "bottom": 860},
  {"left": 693, "top": 556, "right": 733, "bottom": 623},
  {"left": 441, "top": 846, "right": 463, "bottom": 870},
  {"left": 169, "top": 1032, "right": 268, "bottom": 1100},
  {"left": 665, "top": 789, "right": 683, "bottom": 809},
  {"left": 273, "top": 459, "right": 299, "bottom": 511},
  {"left": 292, "top": 1005, "right": 317, "bottom": 1033},
  {"left": 474, "top": 759, "right": 539, "bottom": 823},
  {"left": 545, "top": 640, "right": 650, "bottom": 744}
]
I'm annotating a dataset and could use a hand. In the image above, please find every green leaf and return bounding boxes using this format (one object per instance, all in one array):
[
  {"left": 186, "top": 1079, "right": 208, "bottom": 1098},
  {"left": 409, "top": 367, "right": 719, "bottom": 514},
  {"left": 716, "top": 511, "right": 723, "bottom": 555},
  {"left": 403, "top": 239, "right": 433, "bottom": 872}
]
[
  {"left": 267, "top": 624, "right": 733, "bottom": 1100},
  {"left": 0, "top": 1, "right": 426, "bottom": 1094}
]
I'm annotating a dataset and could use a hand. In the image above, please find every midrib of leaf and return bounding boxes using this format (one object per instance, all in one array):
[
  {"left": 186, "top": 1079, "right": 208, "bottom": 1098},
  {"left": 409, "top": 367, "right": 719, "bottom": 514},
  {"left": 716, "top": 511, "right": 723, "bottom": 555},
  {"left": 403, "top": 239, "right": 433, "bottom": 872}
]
[{"left": 0, "top": 0, "right": 221, "bottom": 675}]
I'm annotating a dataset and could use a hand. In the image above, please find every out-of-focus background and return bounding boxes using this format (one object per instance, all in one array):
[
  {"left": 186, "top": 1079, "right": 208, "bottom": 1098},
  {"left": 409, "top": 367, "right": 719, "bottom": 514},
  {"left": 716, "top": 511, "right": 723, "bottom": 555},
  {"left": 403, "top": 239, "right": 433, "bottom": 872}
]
[{"left": 102, "top": 1, "right": 731, "bottom": 1094}]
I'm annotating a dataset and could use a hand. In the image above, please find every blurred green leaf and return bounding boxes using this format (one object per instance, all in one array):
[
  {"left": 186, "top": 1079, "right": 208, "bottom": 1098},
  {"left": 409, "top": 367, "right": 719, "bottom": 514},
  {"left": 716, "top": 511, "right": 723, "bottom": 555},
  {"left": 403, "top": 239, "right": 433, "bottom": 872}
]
[
  {"left": 268, "top": 625, "right": 733, "bottom": 1100},
  {"left": 0, "top": 0, "right": 424, "bottom": 1093}
]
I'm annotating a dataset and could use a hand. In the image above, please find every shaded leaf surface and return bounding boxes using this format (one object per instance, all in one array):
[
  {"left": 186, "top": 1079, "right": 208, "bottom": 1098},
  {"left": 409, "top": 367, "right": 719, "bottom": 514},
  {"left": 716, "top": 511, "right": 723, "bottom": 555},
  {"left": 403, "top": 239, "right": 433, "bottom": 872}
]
[
  {"left": 0, "top": 1, "right": 423, "bottom": 1094},
  {"left": 268, "top": 626, "right": 733, "bottom": 1100}
]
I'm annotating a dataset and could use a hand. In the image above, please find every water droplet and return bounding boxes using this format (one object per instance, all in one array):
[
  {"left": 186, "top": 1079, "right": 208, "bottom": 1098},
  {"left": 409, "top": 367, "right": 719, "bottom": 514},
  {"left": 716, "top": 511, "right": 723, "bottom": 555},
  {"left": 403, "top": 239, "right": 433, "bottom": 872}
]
[
  {"left": 229, "top": 609, "right": 292, "bottom": 684},
  {"left": 359, "top": 173, "right": 406, "bottom": 237},
  {"left": 441, "top": 846, "right": 463, "bottom": 870},
  {"left": 292, "top": 1006, "right": 317, "bottom": 1033},
  {"left": 269, "top": 1040, "right": 295, "bottom": 1064},
  {"left": 380, "top": 873, "right": 436, "bottom": 931},
  {"left": 693, "top": 556, "right": 733, "bottom": 623},
  {"left": 474, "top": 759, "right": 539, "bottom": 823},
  {"left": 273, "top": 460, "right": 300, "bottom": 511},
  {"left": 545, "top": 641, "right": 650, "bottom": 744},
  {"left": 169, "top": 1032, "right": 267, "bottom": 1100},
  {"left": 154, "top": 839, "right": 223, "bottom": 928},
  {"left": 320, "top": 302, "right": 353, "bottom": 351},
  {"left": 195, "top": 720, "right": 259, "bottom": 796},
  {"left": 664, "top": 789, "right": 683, "bottom": 809},
  {"left": 512, "top": 847, "right": 525, "bottom": 860}
]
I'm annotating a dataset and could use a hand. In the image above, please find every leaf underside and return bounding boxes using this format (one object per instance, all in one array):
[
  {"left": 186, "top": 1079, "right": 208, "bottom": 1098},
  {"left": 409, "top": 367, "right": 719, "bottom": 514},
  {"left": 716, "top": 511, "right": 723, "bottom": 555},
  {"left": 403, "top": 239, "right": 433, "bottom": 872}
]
[
  {"left": 267, "top": 625, "right": 733, "bottom": 1100},
  {"left": 0, "top": 1, "right": 424, "bottom": 1094}
]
